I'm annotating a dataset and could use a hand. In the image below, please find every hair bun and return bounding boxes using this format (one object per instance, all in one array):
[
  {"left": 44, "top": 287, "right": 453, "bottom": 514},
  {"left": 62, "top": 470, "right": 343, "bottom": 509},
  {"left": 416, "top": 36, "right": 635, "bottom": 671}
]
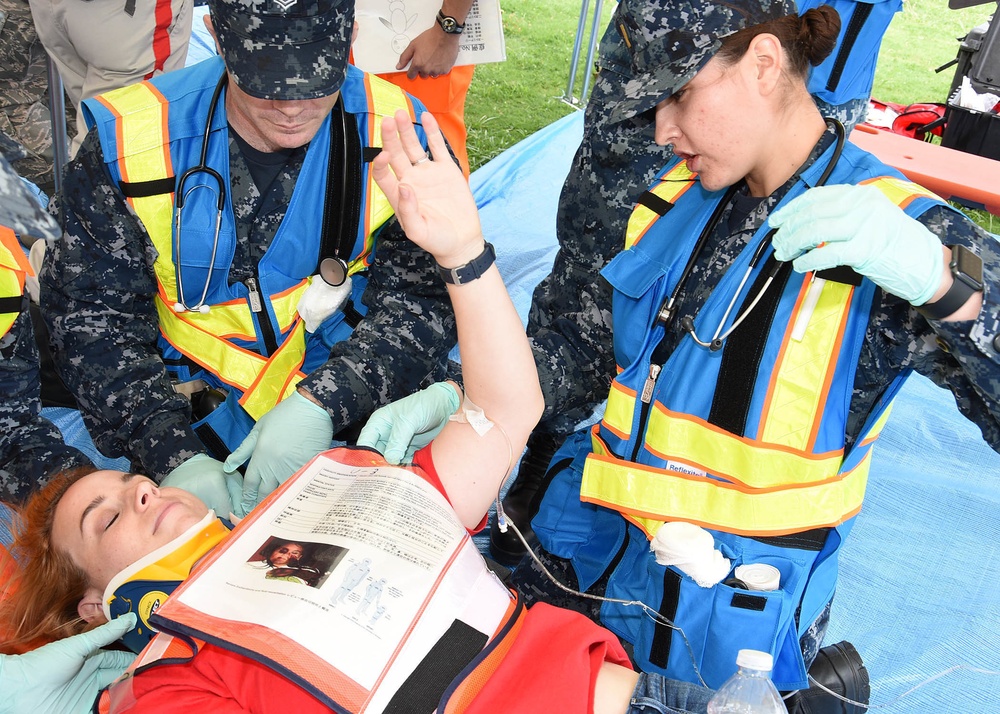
[{"left": 800, "top": 5, "right": 840, "bottom": 66}]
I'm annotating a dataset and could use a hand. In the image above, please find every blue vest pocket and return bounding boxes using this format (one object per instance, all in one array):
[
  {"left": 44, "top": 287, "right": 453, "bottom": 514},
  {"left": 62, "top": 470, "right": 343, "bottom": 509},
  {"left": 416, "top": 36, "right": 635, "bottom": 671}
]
[
  {"left": 532, "top": 430, "right": 627, "bottom": 592},
  {"left": 191, "top": 391, "right": 256, "bottom": 459},
  {"left": 603, "top": 528, "right": 812, "bottom": 690}
]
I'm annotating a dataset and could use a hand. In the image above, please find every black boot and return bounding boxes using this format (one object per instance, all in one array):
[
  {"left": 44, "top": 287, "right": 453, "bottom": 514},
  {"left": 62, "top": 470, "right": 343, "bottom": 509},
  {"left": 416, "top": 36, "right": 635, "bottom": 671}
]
[
  {"left": 489, "top": 430, "right": 563, "bottom": 566},
  {"left": 786, "top": 641, "right": 870, "bottom": 714}
]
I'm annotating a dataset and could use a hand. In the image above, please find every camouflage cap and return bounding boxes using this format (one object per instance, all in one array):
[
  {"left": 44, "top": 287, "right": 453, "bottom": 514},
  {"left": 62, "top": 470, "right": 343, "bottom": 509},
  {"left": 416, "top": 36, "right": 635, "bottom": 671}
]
[
  {"left": 0, "top": 132, "right": 60, "bottom": 240},
  {"left": 209, "top": 0, "right": 353, "bottom": 100},
  {"left": 610, "top": 0, "right": 797, "bottom": 123}
]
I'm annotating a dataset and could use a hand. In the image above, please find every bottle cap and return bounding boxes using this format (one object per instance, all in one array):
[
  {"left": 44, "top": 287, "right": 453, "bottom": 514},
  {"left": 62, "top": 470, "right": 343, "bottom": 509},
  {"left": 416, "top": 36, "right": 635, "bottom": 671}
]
[
  {"left": 734, "top": 563, "right": 780, "bottom": 591},
  {"left": 736, "top": 649, "right": 774, "bottom": 672}
]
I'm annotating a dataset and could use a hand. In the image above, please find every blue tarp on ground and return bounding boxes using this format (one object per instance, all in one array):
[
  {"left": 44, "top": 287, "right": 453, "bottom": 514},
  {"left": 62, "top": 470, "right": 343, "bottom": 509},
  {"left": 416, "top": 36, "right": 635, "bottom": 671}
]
[{"left": 32, "top": 109, "right": 1000, "bottom": 711}]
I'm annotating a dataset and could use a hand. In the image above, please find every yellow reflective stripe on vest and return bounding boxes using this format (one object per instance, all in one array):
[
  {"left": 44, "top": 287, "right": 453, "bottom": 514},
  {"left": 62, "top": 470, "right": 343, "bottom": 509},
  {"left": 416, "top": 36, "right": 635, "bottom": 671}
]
[
  {"left": 860, "top": 175, "right": 942, "bottom": 208},
  {"left": 602, "top": 381, "right": 637, "bottom": 440},
  {"left": 583, "top": 434, "right": 868, "bottom": 537},
  {"left": 0, "top": 228, "right": 28, "bottom": 337},
  {"left": 0, "top": 268, "right": 23, "bottom": 337},
  {"left": 155, "top": 296, "right": 306, "bottom": 419},
  {"left": 238, "top": 319, "right": 307, "bottom": 419},
  {"left": 0, "top": 269, "right": 21, "bottom": 337},
  {"left": 645, "top": 405, "right": 844, "bottom": 487},
  {"left": 624, "top": 162, "right": 696, "bottom": 250},
  {"left": 95, "top": 83, "right": 177, "bottom": 297},
  {"left": 0, "top": 227, "right": 31, "bottom": 274},
  {"left": 156, "top": 280, "right": 309, "bottom": 342},
  {"left": 757, "top": 175, "right": 935, "bottom": 451},
  {"left": 758, "top": 278, "right": 853, "bottom": 451},
  {"left": 590, "top": 175, "right": 933, "bottom": 535},
  {"left": 357, "top": 74, "right": 414, "bottom": 271}
]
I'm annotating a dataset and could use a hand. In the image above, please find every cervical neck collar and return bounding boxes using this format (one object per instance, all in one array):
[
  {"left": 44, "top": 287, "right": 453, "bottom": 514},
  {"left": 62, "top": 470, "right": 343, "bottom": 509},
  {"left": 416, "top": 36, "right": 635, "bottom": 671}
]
[{"left": 102, "top": 511, "right": 231, "bottom": 652}]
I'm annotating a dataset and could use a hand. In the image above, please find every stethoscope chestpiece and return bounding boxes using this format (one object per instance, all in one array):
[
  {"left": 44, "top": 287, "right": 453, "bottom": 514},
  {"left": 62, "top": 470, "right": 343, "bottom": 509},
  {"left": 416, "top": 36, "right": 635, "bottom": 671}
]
[{"left": 319, "top": 257, "right": 349, "bottom": 287}]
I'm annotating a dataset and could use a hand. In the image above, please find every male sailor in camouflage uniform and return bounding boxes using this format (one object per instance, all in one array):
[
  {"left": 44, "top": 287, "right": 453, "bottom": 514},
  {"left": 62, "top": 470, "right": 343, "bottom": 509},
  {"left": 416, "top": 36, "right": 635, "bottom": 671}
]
[
  {"left": 40, "top": 0, "right": 456, "bottom": 519},
  {"left": 0, "top": 131, "right": 90, "bottom": 502}
]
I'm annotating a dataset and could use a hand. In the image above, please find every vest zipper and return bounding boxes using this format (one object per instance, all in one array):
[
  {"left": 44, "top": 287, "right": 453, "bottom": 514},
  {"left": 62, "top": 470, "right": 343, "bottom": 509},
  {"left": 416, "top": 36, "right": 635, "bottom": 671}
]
[
  {"left": 245, "top": 276, "right": 279, "bottom": 356},
  {"left": 629, "top": 323, "right": 674, "bottom": 463},
  {"left": 630, "top": 362, "right": 661, "bottom": 462},
  {"left": 245, "top": 277, "right": 263, "bottom": 312}
]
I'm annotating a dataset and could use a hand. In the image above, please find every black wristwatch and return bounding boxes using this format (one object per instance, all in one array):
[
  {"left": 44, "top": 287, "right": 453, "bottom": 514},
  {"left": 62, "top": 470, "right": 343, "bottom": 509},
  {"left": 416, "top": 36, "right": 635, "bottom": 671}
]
[
  {"left": 916, "top": 244, "right": 984, "bottom": 320},
  {"left": 436, "top": 10, "right": 465, "bottom": 34},
  {"left": 437, "top": 243, "right": 496, "bottom": 285}
]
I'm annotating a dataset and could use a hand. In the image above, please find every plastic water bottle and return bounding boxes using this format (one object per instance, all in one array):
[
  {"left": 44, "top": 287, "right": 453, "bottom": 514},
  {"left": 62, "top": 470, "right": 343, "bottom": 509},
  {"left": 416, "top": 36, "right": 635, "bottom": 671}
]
[{"left": 707, "top": 649, "right": 787, "bottom": 713}]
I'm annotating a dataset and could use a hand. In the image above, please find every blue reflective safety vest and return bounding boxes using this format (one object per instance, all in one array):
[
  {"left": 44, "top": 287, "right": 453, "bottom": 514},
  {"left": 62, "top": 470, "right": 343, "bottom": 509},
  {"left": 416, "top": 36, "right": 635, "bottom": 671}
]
[
  {"left": 82, "top": 57, "right": 424, "bottom": 455},
  {"left": 534, "top": 138, "right": 954, "bottom": 690}
]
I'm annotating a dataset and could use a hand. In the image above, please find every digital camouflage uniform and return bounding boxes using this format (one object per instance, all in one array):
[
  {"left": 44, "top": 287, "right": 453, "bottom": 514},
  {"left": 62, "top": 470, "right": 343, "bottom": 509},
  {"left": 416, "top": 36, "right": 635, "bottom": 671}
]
[
  {"left": 40, "top": 123, "right": 455, "bottom": 482},
  {"left": 0, "top": 300, "right": 91, "bottom": 502},
  {"left": 526, "top": 19, "right": 672, "bottom": 435},
  {"left": 0, "top": 0, "right": 72, "bottom": 198},
  {"left": 0, "top": 133, "right": 89, "bottom": 503}
]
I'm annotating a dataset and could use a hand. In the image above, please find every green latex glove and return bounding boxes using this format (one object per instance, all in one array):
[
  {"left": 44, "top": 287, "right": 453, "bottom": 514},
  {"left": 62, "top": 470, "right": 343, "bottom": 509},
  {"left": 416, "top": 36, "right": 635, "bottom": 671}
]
[
  {"left": 770, "top": 184, "right": 944, "bottom": 305},
  {"left": 224, "top": 391, "right": 333, "bottom": 517},
  {"left": 0, "top": 613, "right": 137, "bottom": 714},
  {"left": 357, "top": 382, "right": 461, "bottom": 464},
  {"left": 161, "top": 453, "right": 242, "bottom": 517}
]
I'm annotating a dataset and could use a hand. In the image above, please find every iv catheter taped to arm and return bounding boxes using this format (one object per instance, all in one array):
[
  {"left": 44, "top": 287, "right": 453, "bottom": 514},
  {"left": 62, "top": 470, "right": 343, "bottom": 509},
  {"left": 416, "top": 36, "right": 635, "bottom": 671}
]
[{"left": 448, "top": 393, "right": 494, "bottom": 436}]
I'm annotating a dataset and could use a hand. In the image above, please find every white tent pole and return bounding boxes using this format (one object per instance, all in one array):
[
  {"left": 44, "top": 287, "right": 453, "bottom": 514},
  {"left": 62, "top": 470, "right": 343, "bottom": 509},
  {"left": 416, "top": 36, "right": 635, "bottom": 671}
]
[{"left": 563, "top": 0, "right": 592, "bottom": 105}]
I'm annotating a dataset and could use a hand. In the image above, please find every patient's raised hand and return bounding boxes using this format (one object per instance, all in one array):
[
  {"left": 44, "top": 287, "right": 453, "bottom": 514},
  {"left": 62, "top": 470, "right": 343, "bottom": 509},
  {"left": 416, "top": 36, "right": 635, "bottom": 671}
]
[{"left": 372, "top": 110, "right": 484, "bottom": 270}]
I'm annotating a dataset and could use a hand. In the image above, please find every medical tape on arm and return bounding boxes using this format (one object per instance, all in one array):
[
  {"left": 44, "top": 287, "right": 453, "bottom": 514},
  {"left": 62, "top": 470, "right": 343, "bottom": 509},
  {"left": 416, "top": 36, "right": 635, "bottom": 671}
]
[{"left": 448, "top": 393, "right": 494, "bottom": 436}]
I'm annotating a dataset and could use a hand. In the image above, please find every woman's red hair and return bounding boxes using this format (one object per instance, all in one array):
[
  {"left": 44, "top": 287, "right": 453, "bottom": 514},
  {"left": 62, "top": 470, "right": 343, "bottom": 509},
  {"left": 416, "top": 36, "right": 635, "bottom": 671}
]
[{"left": 0, "top": 467, "right": 99, "bottom": 653}]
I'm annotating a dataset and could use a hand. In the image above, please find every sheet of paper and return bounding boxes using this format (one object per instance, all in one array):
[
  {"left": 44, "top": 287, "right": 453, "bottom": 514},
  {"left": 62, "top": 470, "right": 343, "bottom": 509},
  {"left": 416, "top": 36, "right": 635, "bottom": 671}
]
[
  {"left": 353, "top": 0, "right": 506, "bottom": 75},
  {"left": 158, "top": 454, "right": 494, "bottom": 693}
]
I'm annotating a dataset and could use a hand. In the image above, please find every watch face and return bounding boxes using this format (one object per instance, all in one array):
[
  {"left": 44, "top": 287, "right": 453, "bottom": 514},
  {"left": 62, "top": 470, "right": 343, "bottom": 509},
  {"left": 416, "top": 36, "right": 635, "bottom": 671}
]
[
  {"left": 441, "top": 17, "right": 458, "bottom": 32},
  {"left": 952, "top": 245, "right": 984, "bottom": 291}
]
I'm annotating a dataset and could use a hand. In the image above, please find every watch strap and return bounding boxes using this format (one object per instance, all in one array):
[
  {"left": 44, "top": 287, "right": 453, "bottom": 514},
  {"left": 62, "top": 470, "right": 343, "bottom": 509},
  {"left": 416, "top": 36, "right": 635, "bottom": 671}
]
[
  {"left": 437, "top": 243, "right": 496, "bottom": 285},
  {"left": 916, "top": 245, "right": 983, "bottom": 320}
]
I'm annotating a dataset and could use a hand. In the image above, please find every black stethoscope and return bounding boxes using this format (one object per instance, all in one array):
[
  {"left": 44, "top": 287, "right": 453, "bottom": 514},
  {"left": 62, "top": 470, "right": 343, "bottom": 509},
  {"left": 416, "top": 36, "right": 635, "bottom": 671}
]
[
  {"left": 172, "top": 73, "right": 228, "bottom": 314},
  {"left": 661, "top": 118, "right": 847, "bottom": 352}
]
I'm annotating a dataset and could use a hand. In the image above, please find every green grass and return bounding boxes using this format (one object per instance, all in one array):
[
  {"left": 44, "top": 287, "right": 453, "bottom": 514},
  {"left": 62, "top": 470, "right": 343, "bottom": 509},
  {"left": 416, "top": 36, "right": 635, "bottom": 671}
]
[
  {"left": 873, "top": 0, "right": 996, "bottom": 232},
  {"left": 465, "top": 0, "right": 614, "bottom": 169},
  {"left": 467, "top": 0, "right": 995, "bottom": 165},
  {"left": 873, "top": 0, "right": 994, "bottom": 105},
  {"left": 465, "top": 0, "right": 996, "bottom": 231}
]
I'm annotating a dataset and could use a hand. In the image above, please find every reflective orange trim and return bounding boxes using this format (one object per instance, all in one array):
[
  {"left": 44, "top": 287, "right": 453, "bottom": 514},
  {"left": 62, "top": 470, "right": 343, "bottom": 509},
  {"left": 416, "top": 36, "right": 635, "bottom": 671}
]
[{"left": 0, "top": 227, "right": 32, "bottom": 274}]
